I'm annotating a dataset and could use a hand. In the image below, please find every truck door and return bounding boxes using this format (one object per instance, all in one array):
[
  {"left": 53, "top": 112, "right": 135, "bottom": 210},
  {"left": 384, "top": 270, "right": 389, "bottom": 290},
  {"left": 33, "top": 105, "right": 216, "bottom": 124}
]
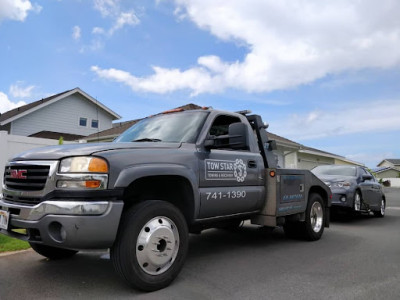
[{"left": 197, "top": 114, "right": 265, "bottom": 218}]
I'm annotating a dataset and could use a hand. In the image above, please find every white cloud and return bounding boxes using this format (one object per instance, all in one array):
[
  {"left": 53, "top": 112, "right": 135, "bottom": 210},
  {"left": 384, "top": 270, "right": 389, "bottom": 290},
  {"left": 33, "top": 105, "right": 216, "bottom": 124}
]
[
  {"left": 0, "top": 0, "right": 32, "bottom": 22},
  {"left": 93, "top": 0, "right": 140, "bottom": 35},
  {"left": 109, "top": 11, "right": 139, "bottom": 35},
  {"left": 94, "top": 0, "right": 118, "bottom": 17},
  {"left": 92, "top": 26, "right": 105, "bottom": 35},
  {"left": 274, "top": 99, "right": 400, "bottom": 141},
  {"left": 0, "top": 0, "right": 41, "bottom": 23},
  {"left": 72, "top": 25, "right": 81, "bottom": 40},
  {"left": 92, "top": 0, "right": 400, "bottom": 95},
  {"left": 0, "top": 92, "right": 26, "bottom": 113},
  {"left": 9, "top": 82, "right": 35, "bottom": 98},
  {"left": 80, "top": 39, "right": 104, "bottom": 53}
]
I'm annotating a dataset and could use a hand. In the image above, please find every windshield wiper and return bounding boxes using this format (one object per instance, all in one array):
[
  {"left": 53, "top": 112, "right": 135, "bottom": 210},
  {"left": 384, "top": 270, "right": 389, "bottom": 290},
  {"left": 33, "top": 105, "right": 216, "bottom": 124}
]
[{"left": 132, "top": 138, "right": 162, "bottom": 142}]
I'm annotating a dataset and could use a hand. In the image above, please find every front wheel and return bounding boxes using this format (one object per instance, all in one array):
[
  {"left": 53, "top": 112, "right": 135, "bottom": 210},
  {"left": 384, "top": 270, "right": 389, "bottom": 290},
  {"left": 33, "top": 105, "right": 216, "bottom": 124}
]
[
  {"left": 374, "top": 198, "right": 385, "bottom": 218},
  {"left": 353, "top": 191, "right": 362, "bottom": 212},
  {"left": 111, "top": 200, "right": 189, "bottom": 292},
  {"left": 29, "top": 243, "right": 78, "bottom": 260},
  {"left": 302, "top": 193, "right": 325, "bottom": 241}
]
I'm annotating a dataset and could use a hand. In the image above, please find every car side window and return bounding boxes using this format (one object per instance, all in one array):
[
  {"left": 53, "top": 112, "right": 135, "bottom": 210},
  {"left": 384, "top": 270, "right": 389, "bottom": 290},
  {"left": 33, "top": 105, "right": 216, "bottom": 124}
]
[{"left": 208, "top": 115, "right": 248, "bottom": 151}]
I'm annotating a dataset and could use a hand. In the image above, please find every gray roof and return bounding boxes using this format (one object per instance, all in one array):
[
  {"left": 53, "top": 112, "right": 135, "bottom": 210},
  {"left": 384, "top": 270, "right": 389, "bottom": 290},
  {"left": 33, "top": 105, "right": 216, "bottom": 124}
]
[
  {"left": 0, "top": 87, "right": 120, "bottom": 126},
  {"left": 372, "top": 166, "right": 400, "bottom": 174},
  {"left": 384, "top": 159, "right": 400, "bottom": 165},
  {"left": 0, "top": 89, "right": 72, "bottom": 124}
]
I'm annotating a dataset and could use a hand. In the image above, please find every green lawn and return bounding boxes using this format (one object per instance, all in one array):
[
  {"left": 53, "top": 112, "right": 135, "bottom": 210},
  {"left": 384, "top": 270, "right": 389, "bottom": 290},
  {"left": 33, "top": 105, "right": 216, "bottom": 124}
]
[{"left": 0, "top": 233, "right": 31, "bottom": 253}]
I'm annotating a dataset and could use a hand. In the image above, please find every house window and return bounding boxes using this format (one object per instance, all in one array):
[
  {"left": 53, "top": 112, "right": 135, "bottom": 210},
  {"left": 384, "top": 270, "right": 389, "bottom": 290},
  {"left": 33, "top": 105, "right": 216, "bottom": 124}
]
[
  {"left": 79, "top": 117, "right": 87, "bottom": 127},
  {"left": 91, "top": 119, "right": 99, "bottom": 128}
]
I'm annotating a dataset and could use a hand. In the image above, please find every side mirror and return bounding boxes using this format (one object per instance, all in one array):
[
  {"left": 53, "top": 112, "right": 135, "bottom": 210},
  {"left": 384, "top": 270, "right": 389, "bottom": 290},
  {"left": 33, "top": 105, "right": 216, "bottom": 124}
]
[
  {"left": 267, "top": 140, "right": 277, "bottom": 151},
  {"left": 228, "top": 122, "right": 248, "bottom": 150},
  {"left": 204, "top": 123, "right": 248, "bottom": 150},
  {"left": 362, "top": 174, "right": 373, "bottom": 181}
]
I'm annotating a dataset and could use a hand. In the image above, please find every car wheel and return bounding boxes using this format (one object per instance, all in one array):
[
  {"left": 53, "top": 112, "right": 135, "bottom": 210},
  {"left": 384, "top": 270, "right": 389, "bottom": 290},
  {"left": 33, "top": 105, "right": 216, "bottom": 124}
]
[
  {"left": 302, "top": 193, "right": 325, "bottom": 241},
  {"left": 29, "top": 243, "right": 78, "bottom": 260},
  {"left": 374, "top": 198, "right": 385, "bottom": 218},
  {"left": 111, "top": 200, "right": 188, "bottom": 292},
  {"left": 353, "top": 191, "right": 362, "bottom": 212}
]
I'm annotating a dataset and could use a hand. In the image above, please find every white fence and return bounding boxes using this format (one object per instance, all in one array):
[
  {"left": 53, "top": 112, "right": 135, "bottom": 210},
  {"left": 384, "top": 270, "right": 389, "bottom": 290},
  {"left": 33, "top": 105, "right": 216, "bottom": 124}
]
[
  {"left": 0, "top": 131, "right": 76, "bottom": 192},
  {"left": 382, "top": 178, "right": 400, "bottom": 188}
]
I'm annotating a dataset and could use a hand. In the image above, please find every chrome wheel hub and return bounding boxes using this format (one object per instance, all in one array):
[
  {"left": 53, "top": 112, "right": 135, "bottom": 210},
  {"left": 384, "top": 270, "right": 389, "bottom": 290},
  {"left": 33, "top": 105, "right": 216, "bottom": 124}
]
[
  {"left": 380, "top": 199, "right": 385, "bottom": 216},
  {"left": 136, "top": 216, "right": 179, "bottom": 275},
  {"left": 310, "top": 202, "right": 323, "bottom": 233},
  {"left": 354, "top": 193, "right": 361, "bottom": 211}
]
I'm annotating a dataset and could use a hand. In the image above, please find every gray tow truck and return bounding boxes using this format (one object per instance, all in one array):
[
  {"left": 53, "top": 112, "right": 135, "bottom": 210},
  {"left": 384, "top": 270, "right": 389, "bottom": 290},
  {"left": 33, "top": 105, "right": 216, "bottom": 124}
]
[{"left": 0, "top": 108, "right": 331, "bottom": 291}]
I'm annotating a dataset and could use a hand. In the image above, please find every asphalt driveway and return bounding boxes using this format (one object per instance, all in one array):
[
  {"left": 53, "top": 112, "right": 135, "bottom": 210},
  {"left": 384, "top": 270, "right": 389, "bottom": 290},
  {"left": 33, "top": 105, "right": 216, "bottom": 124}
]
[{"left": 1, "top": 188, "right": 399, "bottom": 299}]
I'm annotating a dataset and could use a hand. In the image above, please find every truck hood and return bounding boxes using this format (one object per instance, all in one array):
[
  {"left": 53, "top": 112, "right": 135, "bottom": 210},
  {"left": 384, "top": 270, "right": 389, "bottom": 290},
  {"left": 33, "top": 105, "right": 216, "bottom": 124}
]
[{"left": 12, "top": 142, "right": 182, "bottom": 161}]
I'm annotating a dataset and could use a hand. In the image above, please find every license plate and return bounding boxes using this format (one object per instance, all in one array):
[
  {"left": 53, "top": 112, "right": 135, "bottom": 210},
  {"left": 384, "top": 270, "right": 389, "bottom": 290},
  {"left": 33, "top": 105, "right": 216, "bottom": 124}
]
[{"left": 0, "top": 209, "right": 10, "bottom": 230}]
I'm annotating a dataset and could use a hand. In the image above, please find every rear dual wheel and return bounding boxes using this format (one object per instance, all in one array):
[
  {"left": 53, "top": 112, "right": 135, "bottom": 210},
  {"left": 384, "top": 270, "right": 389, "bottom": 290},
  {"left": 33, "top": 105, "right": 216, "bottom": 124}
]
[
  {"left": 111, "top": 200, "right": 188, "bottom": 292},
  {"left": 284, "top": 193, "right": 325, "bottom": 241}
]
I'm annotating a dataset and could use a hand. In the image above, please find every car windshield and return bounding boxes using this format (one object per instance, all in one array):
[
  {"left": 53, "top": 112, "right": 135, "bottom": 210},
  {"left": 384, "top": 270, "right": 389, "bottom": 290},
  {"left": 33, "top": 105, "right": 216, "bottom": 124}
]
[
  {"left": 114, "top": 111, "right": 208, "bottom": 143},
  {"left": 312, "top": 165, "right": 357, "bottom": 176}
]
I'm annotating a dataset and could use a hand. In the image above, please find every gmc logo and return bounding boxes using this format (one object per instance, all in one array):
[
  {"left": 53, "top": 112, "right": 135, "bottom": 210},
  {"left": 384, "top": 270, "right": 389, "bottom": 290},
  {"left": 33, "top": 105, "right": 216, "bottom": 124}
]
[{"left": 10, "top": 170, "right": 27, "bottom": 179}]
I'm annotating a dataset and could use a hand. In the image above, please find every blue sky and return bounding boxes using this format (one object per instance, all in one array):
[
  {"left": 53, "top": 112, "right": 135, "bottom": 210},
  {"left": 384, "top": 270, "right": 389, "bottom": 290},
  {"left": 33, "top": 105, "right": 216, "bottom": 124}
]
[{"left": 1, "top": 0, "right": 400, "bottom": 168}]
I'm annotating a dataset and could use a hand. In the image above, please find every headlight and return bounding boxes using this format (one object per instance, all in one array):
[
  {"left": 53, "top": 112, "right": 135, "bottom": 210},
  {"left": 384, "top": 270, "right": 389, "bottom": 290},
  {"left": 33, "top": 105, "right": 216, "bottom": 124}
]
[
  {"left": 60, "top": 157, "right": 108, "bottom": 173},
  {"left": 57, "top": 157, "right": 108, "bottom": 190},
  {"left": 332, "top": 181, "right": 351, "bottom": 188}
]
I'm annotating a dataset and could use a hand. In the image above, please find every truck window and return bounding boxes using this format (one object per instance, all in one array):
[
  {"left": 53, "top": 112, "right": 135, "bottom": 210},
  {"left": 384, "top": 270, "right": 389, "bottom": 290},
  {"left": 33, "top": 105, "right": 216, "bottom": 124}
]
[
  {"left": 115, "top": 111, "right": 208, "bottom": 143},
  {"left": 208, "top": 115, "right": 248, "bottom": 150},
  {"left": 209, "top": 115, "right": 241, "bottom": 136}
]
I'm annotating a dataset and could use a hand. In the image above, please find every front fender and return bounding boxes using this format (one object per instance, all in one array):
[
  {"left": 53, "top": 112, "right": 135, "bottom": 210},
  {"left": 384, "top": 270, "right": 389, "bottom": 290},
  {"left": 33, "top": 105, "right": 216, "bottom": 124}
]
[{"left": 113, "top": 164, "right": 200, "bottom": 217}]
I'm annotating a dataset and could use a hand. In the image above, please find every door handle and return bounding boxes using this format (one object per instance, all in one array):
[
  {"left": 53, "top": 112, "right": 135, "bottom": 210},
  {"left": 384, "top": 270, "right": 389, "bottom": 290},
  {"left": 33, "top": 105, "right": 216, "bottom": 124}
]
[{"left": 248, "top": 160, "right": 257, "bottom": 168}]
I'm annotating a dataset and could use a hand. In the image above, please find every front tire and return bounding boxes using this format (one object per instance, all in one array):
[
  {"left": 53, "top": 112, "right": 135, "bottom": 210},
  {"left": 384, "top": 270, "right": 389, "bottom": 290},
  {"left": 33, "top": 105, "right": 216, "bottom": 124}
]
[
  {"left": 29, "top": 243, "right": 78, "bottom": 260},
  {"left": 374, "top": 198, "right": 385, "bottom": 218},
  {"left": 353, "top": 191, "right": 362, "bottom": 212},
  {"left": 111, "top": 201, "right": 189, "bottom": 292}
]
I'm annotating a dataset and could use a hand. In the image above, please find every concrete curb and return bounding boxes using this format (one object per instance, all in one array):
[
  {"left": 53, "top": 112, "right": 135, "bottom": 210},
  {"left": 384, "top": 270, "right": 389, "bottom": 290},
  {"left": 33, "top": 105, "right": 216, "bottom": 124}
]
[{"left": 0, "top": 248, "right": 32, "bottom": 257}]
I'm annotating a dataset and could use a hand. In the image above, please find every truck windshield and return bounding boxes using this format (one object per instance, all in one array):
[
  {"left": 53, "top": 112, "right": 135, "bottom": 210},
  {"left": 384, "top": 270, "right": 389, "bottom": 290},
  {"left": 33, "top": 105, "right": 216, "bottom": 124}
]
[
  {"left": 312, "top": 165, "right": 356, "bottom": 176},
  {"left": 114, "top": 111, "right": 208, "bottom": 143}
]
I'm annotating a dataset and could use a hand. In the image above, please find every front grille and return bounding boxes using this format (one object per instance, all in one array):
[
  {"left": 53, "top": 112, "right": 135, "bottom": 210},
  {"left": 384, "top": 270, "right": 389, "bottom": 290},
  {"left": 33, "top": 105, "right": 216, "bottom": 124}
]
[{"left": 4, "top": 165, "right": 50, "bottom": 191}]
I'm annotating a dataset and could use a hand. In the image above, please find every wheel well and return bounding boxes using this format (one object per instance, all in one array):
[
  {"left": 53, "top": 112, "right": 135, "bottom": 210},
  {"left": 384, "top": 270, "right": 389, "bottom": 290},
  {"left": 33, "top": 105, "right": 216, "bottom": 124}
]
[
  {"left": 122, "top": 176, "right": 195, "bottom": 224},
  {"left": 309, "top": 186, "right": 328, "bottom": 207}
]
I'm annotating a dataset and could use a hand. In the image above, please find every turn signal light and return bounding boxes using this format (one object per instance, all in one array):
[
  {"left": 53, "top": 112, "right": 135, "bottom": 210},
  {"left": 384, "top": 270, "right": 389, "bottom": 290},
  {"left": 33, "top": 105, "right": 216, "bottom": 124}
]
[
  {"left": 88, "top": 158, "right": 108, "bottom": 173},
  {"left": 85, "top": 180, "right": 102, "bottom": 188},
  {"left": 269, "top": 170, "right": 276, "bottom": 177}
]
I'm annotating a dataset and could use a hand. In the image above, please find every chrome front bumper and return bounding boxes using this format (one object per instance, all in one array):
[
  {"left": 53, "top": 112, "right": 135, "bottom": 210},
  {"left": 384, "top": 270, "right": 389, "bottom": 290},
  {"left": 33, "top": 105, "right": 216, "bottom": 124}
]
[{"left": 0, "top": 199, "right": 124, "bottom": 250}]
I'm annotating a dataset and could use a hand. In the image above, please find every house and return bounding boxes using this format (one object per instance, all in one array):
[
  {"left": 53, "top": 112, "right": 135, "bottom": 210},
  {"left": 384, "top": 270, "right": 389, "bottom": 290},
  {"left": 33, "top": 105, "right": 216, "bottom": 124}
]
[
  {"left": 86, "top": 104, "right": 363, "bottom": 170},
  {"left": 374, "top": 159, "right": 400, "bottom": 184},
  {"left": 0, "top": 87, "right": 120, "bottom": 141},
  {"left": 377, "top": 159, "right": 400, "bottom": 171},
  {"left": 269, "top": 132, "right": 363, "bottom": 169},
  {"left": 373, "top": 166, "right": 400, "bottom": 179}
]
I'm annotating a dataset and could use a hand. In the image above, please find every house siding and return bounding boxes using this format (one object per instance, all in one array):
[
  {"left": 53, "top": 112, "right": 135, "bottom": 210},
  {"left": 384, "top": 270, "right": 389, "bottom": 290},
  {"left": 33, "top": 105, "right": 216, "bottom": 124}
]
[
  {"left": 297, "top": 152, "right": 334, "bottom": 170},
  {"left": 375, "top": 169, "right": 400, "bottom": 179},
  {"left": 10, "top": 93, "right": 114, "bottom": 137},
  {"left": 334, "top": 159, "right": 356, "bottom": 166}
]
